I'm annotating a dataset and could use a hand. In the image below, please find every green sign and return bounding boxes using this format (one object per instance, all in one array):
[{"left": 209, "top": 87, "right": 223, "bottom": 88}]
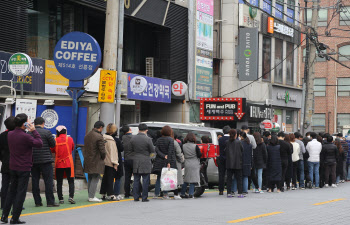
[
  {"left": 8, "top": 53, "right": 32, "bottom": 76},
  {"left": 249, "top": 7, "right": 258, "bottom": 19},
  {"left": 285, "top": 91, "right": 290, "bottom": 103}
]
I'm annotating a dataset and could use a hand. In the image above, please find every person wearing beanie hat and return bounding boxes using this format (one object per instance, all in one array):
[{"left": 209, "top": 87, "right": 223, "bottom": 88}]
[{"left": 51, "top": 125, "right": 76, "bottom": 204}]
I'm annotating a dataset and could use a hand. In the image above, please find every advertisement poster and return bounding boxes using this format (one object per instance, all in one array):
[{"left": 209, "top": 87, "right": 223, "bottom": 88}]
[
  {"left": 15, "top": 99, "right": 37, "bottom": 122},
  {"left": 98, "top": 70, "right": 117, "bottom": 103},
  {"left": 45, "top": 60, "right": 69, "bottom": 95},
  {"left": 195, "top": 0, "right": 214, "bottom": 99}
]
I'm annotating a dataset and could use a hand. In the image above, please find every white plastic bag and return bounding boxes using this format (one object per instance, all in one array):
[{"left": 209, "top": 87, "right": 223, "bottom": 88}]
[{"left": 160, "top": 168, "right": 178, "bottom": 191}]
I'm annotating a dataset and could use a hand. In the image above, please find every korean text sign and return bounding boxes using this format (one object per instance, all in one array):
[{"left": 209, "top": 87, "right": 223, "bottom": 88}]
[
  {"left": 127, "top": 74, "right": 171, "bottom": 103},
  {"left": 53, "top": 32, "right": 102, "bottom": 81},
  {"left": 98, "top": 70, "right": 117, "bottom": 103}
]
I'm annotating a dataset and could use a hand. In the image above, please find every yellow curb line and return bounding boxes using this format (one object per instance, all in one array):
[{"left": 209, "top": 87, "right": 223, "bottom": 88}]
[
  {"left": 227, "top": 212, "right": 284, "bottom": 223},
  {"left": 15, "top": 199, "right": 134, "bottom": 218},
  {"left": 313, "top": 198, "right": 346, "bottom": 206}
]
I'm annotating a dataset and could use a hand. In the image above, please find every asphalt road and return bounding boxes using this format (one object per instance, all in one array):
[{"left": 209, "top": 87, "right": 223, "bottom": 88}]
[{"left": 20, "top": 183, "right": 350, "bottom": 225}]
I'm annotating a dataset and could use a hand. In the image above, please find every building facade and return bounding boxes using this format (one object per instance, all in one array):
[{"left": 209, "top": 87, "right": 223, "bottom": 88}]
[
  {"left": 300, "top": 0, "right": 350, "bottom": 134},
  {"left": 207, "top": 0, "right": 302, "bottom": 132}
]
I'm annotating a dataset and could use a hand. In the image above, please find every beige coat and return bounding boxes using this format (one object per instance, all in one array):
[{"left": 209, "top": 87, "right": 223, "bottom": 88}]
[{"left": 103, "top": 134, "right": 119, "bottom": 168}]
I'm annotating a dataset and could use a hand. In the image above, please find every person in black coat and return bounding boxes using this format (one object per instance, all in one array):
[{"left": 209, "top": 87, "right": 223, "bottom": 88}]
[
  {"left": 284, "top": 134, "right": 293, "bottom": 190},
  {"left": 153, "top": 126, "right": 176, "bottom": 199},
  {"left": 0, "top": 116, "right": 15, "bottom": 209},
  {"left": 253, "top": 132, "right": 267, "bottom": 193},
  {"left": 240, "top": 132, "right": 252, "bottom": 194},
  {"left": 218, "top": 125, "right": 231, "bottom": 195},
  {"left": 335, "top": 139, "right": 345, "bottom": 184},
  {"left": 321, "top": 136, "right": 338, "bottom": 187},
  {"left": 267, "top": 135, "right": 282, "bottom": 193},
  {"left": 277, "top": 132, "right": 292, "bottom": 191},
  {"left": 30, "top": 117, "right": 58, "bottom": 207},
  {"left": 225, "top": 129, "right": 244, "bottom": 198},
  {"left": 107, "top": 125, "right": 124, "bottom": 200}
]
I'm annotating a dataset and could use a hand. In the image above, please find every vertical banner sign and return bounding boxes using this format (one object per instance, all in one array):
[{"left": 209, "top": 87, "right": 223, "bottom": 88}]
[
  {"left": 98, "top": 70, "right": 117, "bottom": 103},
  {"left": 239, "top": 28, "right": 259, "bottom": 81},
  {"left": 195, "top": 0, "right": 214, "bottom": 99}
]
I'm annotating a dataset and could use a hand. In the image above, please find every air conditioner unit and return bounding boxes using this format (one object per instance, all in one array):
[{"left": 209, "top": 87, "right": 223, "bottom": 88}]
[
  {"left": 146, "top": 57, "right": 154, "bottom": 77},
  {"left": 0, "top": 81, "right": 12, "bottom": 95}
]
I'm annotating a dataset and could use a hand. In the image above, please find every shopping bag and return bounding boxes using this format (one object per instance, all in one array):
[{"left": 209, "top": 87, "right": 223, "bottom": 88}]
[{"left": 160, "top": 168, "right": 178, "bottom": 191}]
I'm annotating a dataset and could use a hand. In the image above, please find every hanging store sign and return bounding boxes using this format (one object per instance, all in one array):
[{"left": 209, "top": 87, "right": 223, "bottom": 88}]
[
  {"left": 53, "top": 31, "right": 102, "bottom": 81},
  {"left": 260, "top": 120, "right": 273, "bottom": 129},
  {"left": 127, "top": 74, "right": 171, "bottom": 103},
  {"left": 239, "top": 28, "right": 259, "bottom": 81},
  {"left": 249, "top": 104, "right": 274, "bottom": 120},
  {"left": 8, "top": 53, "right": 32, "bottom": 76},
  {"left": 273, "top": 19, "right": 294, "bottom": 37},
  {"left": 271, "top": 85, "right": 302, "bottom": 108},
  {"left": 98, "top": 70, "right": 117, "bottom": 103},
  {"left": 200, "top": 98, "right": 246, "bottom": 121},
  {"left": 172, "top": 81, "right": 187, "bottom": 97},
  {"left": 238, "top": 3, "right": 261, "bottom": 30}
]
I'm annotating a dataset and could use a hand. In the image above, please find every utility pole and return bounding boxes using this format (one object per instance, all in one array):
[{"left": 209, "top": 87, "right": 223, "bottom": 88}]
[
  {"left": 100, "top": 0, "right": 119, "bottom": 128},
  {"left": 115, "top": 0, "right": 124, "bottom": 133},
  {"left": 303, "top": 0, "right": 319, "bottom": 134}
]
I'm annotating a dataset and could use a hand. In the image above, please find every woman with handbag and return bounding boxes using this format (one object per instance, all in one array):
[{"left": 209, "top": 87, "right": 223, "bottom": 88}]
[
  {"left": 180, "top": 133, "right": 202, "bottom": 199},
  {"left": 153, "top": 126, "right": 177, "bottom": 199}
]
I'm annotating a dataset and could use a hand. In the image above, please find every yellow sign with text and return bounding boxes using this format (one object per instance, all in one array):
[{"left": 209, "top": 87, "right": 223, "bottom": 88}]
[
  {"left": 45, "top": 60, "right": 69, "bottom": 95},
  {"left": 98, "top": 70, "right": 116, "bottom": 103}
]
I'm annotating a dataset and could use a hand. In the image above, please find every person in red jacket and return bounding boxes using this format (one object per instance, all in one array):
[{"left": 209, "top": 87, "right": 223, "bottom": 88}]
[{"left": 51, "top": 125, "right": 75, "bottom": 204}]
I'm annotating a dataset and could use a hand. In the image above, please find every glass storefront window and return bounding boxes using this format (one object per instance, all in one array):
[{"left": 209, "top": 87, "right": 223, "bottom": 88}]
[
  {"left": 286, "top": 110, "right": 294, "bottom": 124},
  {"left": 27, "top": 0, "right": 62, "bottom": 59},
  {"left": 286, "top": 42, "right": 294, "bottom": 85},
  {"left": 275, "top": 39, "right": 283, "bottom": 84},
  {"left": 262, "top": 37, "right": 271, "bottom": 81}
]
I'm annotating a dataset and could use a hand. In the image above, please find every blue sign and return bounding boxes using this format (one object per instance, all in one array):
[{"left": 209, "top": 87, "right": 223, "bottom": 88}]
[
  {"left": 53, "top": 32, "right": 102, "bottom": 81},
  {"left": 275, "top": 3, "right": 283, "bottom": 19},
  {"left": 0, "top": 51, "right": 45, "bottom": 93},
  {"left": 262, "top": 0, "right": 271, "bottom": 14},
  {"left": 287, "top": 8, "right": 295, "bottom": 23},
  {"left": 127, "top": 74, "right": 171, "bottom": 103},
  {"left": 13, "top": 105, "right": 88, "bottom": 145}
]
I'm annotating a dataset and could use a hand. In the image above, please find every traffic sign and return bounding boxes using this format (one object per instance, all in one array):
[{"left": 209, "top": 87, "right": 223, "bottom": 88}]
[
  {"left": 53, "top": 32, "right": 102, "bottom": 81},
  {"left": 172, "top": 81, "right": 187, "bottom": 96},
  {"left": 8, "top": 53, "right": 32, "bottom": 76},
  {"left": 98, "top": 70, "right": 116, "bottom": 103}
]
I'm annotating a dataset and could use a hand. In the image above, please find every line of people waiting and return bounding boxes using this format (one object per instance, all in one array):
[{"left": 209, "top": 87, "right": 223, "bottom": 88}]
[{"left": 217, "top": 125, "right": 350, "bottom": 198}]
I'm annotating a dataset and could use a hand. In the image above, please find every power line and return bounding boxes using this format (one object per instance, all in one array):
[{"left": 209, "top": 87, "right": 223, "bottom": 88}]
[
  {"left": 222, "top": 38, "right": 306, "bottom": 97},
  {"left": 328, "top": 55, "right": 350, "bottom": 70}
]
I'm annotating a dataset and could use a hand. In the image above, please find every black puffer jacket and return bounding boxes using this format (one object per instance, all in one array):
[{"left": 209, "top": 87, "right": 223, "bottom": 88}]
[
  {"left": 152, "top": 136, "right": 176, "bottom": 174},
  {"left": 254, "top": 143, "right": 268, "bottom": 169},
  {"left": 0, "top": 131, "right": 10, "bottom": 173},
  {"left": 30, "top": 126, "right": 56, "bottom": 164},
  {"left": 321, "top": 142, "right": 338, "bottom": 165}
]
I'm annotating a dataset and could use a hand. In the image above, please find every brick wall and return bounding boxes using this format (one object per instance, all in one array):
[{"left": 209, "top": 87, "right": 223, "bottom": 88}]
[{"left": 299, "top": 0, "right": 350, "bottom": 134}]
